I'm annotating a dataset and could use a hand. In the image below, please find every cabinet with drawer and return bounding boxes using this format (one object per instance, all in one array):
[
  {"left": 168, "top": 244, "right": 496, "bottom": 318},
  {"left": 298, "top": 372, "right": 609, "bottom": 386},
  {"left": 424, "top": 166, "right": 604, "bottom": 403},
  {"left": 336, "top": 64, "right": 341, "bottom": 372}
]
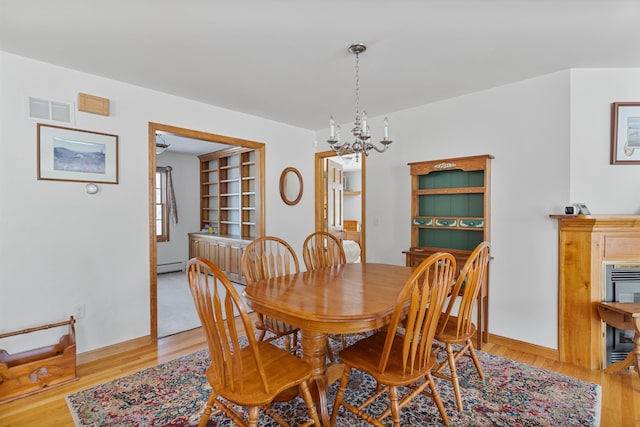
[{"left": 189, "top": 233, "right": 252, "bottom": 284}]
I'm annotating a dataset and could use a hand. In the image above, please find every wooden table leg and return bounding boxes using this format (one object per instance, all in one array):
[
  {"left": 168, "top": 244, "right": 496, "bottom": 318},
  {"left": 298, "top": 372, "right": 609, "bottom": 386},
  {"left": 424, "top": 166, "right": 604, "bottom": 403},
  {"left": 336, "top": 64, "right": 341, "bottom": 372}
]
[
  {"left": 301, "top": 330, "right": 331, "bottom": 427},
  {"left": 598, "top": 304, "right": 640, "bottom": 376},
  {"left": 476, "top": 278, "right": 489, "bottom": 350},
  {"left": 633, "top": 324, "right": 640, "bottom": 377}
]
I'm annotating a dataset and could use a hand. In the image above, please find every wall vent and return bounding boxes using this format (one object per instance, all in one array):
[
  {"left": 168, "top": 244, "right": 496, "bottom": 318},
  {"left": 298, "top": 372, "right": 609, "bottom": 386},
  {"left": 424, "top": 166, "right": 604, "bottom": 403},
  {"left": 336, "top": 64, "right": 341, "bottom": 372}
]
[{"left": 26, "top": 96, "right": 74, "bottom": 125}]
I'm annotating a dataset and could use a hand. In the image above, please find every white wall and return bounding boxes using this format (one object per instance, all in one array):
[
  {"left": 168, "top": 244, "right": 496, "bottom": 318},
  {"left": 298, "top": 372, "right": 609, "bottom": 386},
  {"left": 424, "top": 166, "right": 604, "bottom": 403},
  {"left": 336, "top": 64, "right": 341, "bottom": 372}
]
[
  {"left": 155, "top": 152, "right": 200, "bottom": 267},
  {"left": 570, "top": 69, "right": 640, "bottom": 213},
  {"left": 361, "top": 71, "right": 570, "bottom": 349},
  {"left": 321, "top": 68, "right": 640, "bottom": 350},
  {"left": 0, "top": 52, "right": 316, "bottom": 353}
]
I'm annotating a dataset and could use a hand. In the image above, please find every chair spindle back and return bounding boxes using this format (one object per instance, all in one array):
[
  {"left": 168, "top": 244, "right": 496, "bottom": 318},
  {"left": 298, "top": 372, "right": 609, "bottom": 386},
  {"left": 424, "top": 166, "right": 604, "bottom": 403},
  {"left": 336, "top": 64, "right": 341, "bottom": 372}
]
[
  {"left": 379, "top": 252, "right": 456, "bottom": 376},
  {"left": 302, "top": 231, "right": 346, "bottom": 270},
  {"left": 242, "top": 236, "right": 300, "bottom": 284},
  {"left": 186, "top": 257, "right": 269, "bottom": 395},
  {"left": 440, "top": 241, "right": 491, "bottom": 338}
]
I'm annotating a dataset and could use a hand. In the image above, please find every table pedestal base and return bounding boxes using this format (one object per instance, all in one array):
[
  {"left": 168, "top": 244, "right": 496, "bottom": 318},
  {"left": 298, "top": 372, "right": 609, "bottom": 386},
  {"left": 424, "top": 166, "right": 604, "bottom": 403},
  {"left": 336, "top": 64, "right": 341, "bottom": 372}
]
[{"left": 301, "top": 330, "right": 344, "bottom": 427}]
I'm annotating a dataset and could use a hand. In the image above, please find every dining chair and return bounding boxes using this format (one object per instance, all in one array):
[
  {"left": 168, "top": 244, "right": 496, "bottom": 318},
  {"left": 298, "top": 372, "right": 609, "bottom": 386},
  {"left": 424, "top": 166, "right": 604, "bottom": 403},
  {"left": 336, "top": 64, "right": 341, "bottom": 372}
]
[
  {"left": 242, "top": 236, "right": 300, "bottom": 351},
  {"left": 302, "top": 231, "right": 346, "bottom": 271},
  {"left": 186, "top": 257, "right": 321, "bottom": 427},
  {"left": 433, "top": 241, "right": 491, "bottom": 412},
  {"left": 330, "top": 252, "right": 456, "bottom": 427}
]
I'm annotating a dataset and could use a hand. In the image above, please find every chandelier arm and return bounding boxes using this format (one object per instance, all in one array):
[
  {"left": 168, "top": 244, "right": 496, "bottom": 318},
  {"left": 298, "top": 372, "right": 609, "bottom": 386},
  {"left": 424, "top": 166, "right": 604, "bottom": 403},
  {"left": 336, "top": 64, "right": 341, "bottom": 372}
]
[
  {"left": 337, "top": 145, "right": 354, "bottom": 157},
  {"left": 369, "top": 140, "right": 393, "bottom": 153}
]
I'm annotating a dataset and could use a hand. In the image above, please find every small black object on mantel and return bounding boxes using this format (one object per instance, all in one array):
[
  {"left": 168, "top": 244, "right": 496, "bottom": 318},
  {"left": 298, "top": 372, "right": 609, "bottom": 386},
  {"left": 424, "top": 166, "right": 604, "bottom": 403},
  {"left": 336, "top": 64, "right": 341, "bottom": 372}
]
[{"left": 564, "top": 203, "right": 591, "bottom": 215}]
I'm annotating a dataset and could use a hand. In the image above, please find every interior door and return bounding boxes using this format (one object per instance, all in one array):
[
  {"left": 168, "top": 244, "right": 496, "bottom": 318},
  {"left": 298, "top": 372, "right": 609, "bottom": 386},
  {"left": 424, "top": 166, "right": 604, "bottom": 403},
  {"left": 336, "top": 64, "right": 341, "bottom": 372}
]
[
  {"left": 315, "top": 150, "right": 366, "bottom": 262},
  {"left": 326, "top": 158, "right": 343, "bottom": 235}
]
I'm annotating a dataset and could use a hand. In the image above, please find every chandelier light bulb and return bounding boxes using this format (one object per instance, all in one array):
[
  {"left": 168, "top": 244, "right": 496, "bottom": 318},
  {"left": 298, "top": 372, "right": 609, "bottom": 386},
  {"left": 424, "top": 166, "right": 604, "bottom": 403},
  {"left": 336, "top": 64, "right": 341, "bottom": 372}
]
[
  {"left": 384, "top": 117, "right": 389, "bottom": 140},
  {"left": 361, "top": 110, "right": 368, "bottom": 136},
  {"left": 329, "top": 116, "right": 336, "bottom": 140}
]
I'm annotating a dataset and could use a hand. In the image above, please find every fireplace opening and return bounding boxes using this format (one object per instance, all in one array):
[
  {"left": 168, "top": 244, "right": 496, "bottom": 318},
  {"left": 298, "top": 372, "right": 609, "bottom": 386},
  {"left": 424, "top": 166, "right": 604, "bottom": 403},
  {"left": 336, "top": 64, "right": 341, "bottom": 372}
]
[{"left": 604, "top": 263, "right": 640, "bottom": 366}]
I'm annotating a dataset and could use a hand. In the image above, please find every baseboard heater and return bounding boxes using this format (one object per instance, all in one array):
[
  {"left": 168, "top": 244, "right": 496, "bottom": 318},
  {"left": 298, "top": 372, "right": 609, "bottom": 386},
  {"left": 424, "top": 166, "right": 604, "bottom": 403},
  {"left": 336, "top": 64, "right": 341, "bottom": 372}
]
[{"left": 157, "top": 261, "right": 185, "bottom": 274}]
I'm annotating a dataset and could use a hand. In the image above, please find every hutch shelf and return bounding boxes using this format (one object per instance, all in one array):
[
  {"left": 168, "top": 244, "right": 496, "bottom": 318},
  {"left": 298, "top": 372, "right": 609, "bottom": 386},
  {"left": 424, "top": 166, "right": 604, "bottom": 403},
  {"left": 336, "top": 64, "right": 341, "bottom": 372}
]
[{"left": 404, "top": 154, "right": 493, "bottom": 348}]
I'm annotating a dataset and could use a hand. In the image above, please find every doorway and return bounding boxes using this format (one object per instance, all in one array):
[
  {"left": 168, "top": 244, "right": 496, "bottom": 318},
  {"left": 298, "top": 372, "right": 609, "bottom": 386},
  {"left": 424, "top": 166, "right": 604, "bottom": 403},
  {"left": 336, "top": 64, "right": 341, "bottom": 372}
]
[
  {"left": 314, "top": 150, "right": 366, "bottom": 262},
  {"left": 148, "top": 122, "right": 265, "bottom": 341}
]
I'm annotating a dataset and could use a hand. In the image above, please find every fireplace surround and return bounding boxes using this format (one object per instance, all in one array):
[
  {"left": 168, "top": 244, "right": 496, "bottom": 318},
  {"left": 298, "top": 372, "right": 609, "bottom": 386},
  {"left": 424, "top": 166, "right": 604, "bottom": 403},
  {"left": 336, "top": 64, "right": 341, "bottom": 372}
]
[{"left": 552, "top": 215, "right": 640, "bottom": 370}]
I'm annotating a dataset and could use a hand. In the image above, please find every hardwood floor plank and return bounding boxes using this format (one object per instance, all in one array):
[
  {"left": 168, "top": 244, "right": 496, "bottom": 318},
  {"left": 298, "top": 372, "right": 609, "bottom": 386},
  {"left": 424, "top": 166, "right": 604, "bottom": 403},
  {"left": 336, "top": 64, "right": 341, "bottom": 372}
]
[{"left": 0, "top": 319, "right": 633, "bottom": 427}]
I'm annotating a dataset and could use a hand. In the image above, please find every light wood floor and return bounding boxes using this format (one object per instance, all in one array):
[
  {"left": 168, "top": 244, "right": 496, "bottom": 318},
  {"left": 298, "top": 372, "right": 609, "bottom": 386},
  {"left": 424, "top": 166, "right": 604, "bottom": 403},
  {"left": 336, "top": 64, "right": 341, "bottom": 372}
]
[{"left": 1, "top": 318, "right": 638, "bottom": 427}]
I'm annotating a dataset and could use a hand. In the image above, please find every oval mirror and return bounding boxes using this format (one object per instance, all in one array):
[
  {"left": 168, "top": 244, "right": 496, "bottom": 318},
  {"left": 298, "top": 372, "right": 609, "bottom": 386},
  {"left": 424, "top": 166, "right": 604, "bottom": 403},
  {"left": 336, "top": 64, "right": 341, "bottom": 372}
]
[{"left": 279, "top": 167, "right": 303, "bottom": 206}]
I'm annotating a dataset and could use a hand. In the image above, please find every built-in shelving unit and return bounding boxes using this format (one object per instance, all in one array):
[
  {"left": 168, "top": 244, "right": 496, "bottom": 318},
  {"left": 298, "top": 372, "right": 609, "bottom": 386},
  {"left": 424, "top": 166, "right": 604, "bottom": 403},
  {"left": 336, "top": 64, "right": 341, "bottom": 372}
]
[
  {"left": 198, "top": 148, "right": 260, "bottom": 239},
  {"left": 189, "top": 233, "right": 251, "bottom": 284},
  {"left": 193, "top": 147, "right": 261, "bottom": 284}
]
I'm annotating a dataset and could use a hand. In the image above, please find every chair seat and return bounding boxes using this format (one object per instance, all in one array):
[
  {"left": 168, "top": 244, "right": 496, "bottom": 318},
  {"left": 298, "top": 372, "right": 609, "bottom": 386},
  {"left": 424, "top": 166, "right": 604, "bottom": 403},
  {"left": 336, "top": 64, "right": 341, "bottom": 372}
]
[
  {"left": 339, "top": 331, "right": 438, "bottom": 387},
  {"left": 212, "top": 341, "right": 312, "bottom": 407},
  {"left": 435, "top": 316, "right": 477, "bottom": 345}
]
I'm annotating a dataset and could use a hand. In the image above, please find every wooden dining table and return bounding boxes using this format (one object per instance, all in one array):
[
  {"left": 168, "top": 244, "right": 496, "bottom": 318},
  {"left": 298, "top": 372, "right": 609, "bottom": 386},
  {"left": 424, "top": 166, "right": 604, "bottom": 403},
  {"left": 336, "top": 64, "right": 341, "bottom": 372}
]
[{"left": 243, "top": 262, "right": 413, "bottom": 426}]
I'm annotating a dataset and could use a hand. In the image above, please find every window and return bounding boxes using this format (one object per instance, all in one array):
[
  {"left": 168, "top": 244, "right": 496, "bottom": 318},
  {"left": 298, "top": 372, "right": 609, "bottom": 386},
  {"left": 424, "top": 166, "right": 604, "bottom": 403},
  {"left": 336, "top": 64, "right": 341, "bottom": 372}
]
[{"left": 155, "top": 168, "right": 169, "bottom": 242}]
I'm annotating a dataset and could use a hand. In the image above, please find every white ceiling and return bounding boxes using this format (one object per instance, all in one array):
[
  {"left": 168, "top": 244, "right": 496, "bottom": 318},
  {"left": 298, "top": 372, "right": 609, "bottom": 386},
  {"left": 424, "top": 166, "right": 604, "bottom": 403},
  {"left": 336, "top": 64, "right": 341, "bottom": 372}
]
[
  {"left": 155, "top": 132, "right": 231, "bottom": 156},
  {"left": 2, "top": 0, "right": 640, "bottom": 135},
  {"left": 155, "top": 131, "right": 362, "bottom": 172}
]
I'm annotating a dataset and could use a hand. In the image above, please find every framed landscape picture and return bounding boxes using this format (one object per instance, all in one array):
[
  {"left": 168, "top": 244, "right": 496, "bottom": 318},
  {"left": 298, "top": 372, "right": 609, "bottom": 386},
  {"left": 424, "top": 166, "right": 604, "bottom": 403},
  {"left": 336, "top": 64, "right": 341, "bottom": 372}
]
[
  {"left": 38, "top": 124, "right": 119, "bottom": 183},
  {"left": 611, "top": 102, "right": 640, "bottom": 165}
]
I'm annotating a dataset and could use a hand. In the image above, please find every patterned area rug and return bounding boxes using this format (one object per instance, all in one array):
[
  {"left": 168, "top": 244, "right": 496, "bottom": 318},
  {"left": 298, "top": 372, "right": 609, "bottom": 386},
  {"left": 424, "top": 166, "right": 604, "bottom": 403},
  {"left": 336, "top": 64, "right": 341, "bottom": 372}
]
[{"left": 66, "top": 336, "right": 601, "bottom": 426}]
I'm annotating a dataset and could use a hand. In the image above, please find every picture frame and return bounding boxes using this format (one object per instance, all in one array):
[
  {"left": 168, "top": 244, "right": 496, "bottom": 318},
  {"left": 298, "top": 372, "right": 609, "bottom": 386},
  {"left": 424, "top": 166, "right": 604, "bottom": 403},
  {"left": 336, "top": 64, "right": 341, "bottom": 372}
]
[
  {"left": 38, "top": 124, "right": 118, "bottom": 183},
  {"left": 611, "top": 102, "right": 640, "bottom": 165}
]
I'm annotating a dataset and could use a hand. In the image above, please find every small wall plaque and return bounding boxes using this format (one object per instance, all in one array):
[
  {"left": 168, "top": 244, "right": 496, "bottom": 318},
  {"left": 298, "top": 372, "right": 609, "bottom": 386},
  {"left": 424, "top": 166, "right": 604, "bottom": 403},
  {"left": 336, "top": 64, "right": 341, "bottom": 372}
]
[{"left": 78, "top": 93, "right": 110, "bottom": 116}]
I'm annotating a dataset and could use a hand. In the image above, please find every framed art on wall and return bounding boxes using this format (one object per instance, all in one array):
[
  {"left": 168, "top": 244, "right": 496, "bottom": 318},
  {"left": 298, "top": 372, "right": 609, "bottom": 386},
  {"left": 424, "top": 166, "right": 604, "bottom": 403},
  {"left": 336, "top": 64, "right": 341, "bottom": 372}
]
[
  {"left": 611, "top": 102, "right": 640, "bottom": 165},
  {"left": 38, "top": 124, "right": 119, "bottom": 183}
]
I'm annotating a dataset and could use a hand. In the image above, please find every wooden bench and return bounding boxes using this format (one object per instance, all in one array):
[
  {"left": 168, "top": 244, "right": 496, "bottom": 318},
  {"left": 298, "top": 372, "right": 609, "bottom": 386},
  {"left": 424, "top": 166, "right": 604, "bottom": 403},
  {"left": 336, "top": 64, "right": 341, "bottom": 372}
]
[{"left": 597, "top": 302, "right": 640, "bottom": 376}]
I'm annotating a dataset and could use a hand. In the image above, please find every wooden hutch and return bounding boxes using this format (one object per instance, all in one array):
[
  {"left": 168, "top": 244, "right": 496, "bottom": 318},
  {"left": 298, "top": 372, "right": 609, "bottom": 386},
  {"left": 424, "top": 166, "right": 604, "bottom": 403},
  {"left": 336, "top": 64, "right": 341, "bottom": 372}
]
[{"left": 404, "top": 154, "right": 492, "bottom": 348}]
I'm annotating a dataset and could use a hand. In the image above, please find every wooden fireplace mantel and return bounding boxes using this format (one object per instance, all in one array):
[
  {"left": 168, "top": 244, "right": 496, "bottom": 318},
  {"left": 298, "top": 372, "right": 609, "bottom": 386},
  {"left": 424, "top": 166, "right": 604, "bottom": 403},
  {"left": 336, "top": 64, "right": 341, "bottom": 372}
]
[{"left": 551, "top": 214, "right": 640, "bottom": 370}]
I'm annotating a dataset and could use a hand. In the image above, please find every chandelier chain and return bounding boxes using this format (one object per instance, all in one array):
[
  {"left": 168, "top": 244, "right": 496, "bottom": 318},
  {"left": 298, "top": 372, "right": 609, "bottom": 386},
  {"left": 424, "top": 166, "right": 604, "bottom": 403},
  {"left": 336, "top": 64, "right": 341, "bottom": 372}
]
[{"left": 354, "top": 52, "right": 360, "bottom": 118}]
